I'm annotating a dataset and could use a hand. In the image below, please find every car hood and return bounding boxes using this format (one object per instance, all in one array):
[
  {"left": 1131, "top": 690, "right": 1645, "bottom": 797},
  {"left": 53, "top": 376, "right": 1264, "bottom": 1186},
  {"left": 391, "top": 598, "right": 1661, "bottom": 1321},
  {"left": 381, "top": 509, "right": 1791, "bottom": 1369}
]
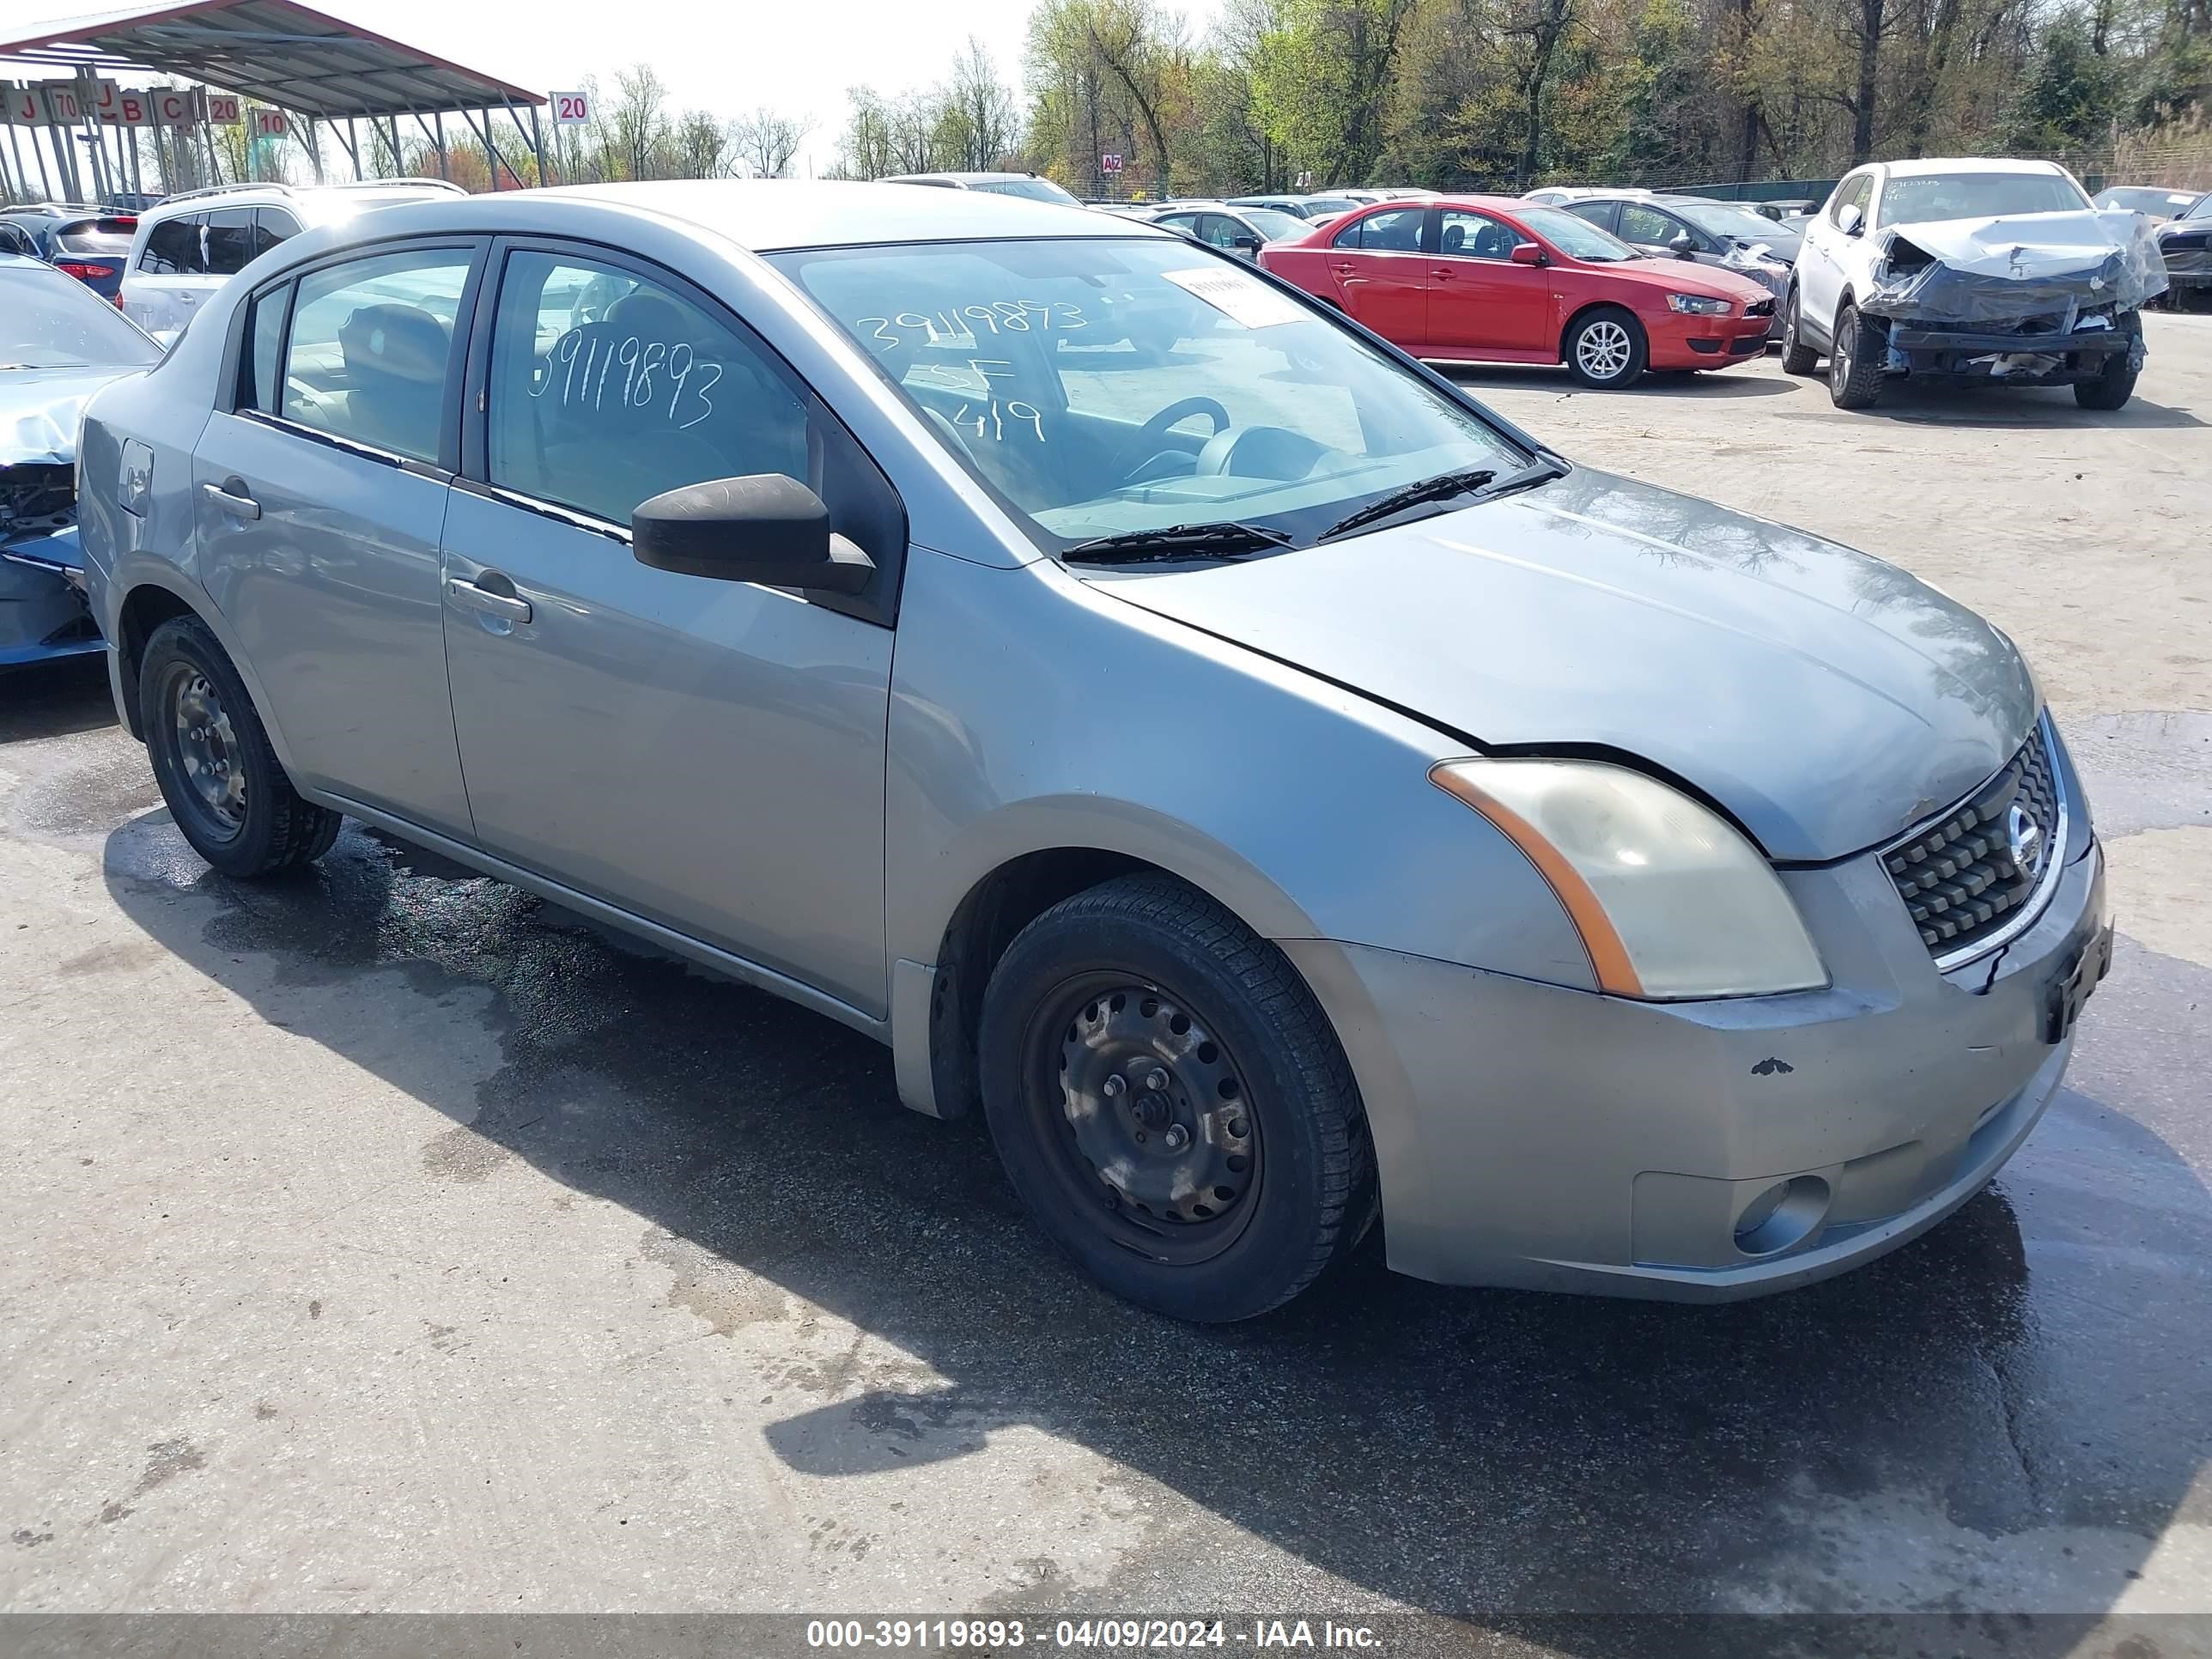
[
  {"left": 1884, "top": 207, "right": 2141, "bottom": 277},
  {"left": 1079, "top": 467, "right": 2037, "bottom": 862},
  {"left": 1, "top": 364, "right": 142, "bottom": 465}
]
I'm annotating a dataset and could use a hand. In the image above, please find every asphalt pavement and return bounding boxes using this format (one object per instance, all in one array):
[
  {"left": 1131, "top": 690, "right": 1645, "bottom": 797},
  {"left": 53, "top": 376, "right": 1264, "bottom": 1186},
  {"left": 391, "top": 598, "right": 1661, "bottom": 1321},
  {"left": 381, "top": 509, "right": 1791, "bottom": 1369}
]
[{"left": 3, "top": 320, "right": 2208, "bottom": 1656}]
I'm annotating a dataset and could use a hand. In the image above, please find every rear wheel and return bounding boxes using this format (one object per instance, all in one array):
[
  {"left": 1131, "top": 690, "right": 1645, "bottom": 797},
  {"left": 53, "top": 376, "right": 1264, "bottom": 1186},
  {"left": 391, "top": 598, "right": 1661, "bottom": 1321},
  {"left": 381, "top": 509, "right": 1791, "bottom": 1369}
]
[
  {"left": 1827, "top": 301, "right": 1887, "bottom": 409},
  {"left": 139, "top": 616, "right": 340, "bottom": 878},
  {"left": 1564, "top": 307, "right": 1648, "bottom": 390},
  {"left": 1779, "top": 287, "right": 1820, "bottom": 375},
  {"left": 978, "top": 873, "right": 1376, "bottom": 1322}
]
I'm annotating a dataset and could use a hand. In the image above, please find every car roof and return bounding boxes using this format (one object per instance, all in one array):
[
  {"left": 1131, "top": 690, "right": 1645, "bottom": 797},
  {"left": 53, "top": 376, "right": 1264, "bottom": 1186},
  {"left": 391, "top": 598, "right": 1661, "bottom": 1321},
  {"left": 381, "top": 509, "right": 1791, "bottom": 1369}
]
[
  {"left": 884, "top": 172, "right": 1038, "bottom": 185},
  {"left": 1873, "top": 157, "right": 2071, "bottom": 179},
  {"left": 353, "top": 180, "right": 1164, "bottom": 252}
]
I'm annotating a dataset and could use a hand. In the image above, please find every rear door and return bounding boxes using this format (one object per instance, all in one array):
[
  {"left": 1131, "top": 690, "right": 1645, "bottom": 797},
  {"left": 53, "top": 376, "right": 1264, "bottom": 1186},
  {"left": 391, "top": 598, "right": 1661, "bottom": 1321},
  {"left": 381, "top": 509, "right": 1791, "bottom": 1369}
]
[
  {"left": 124, "top": 210, "right": 206, "bottom": 331},
  {"left": 1796, "top": 171, "right": 1872, "bottom": 340},
  {"left": 1324, "top": 205, "right": 1430, "bottom": 348},
  {"left": 191, "top": 240, "right": 485, "bottom": 838},
  {"left": 1427, "top": 208, "right": 1552, "bottom": 355}
]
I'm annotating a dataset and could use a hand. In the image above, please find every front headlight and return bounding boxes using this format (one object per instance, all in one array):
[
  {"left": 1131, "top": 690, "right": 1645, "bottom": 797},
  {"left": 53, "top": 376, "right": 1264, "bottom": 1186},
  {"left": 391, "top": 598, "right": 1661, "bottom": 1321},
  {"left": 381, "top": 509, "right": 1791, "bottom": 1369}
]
[
  {"left": 1666, "top": 292, "right": 1732, "bottom": 314},
  {"left": 1430, "top": 758, "right": 1827, "bottom": 1000}
]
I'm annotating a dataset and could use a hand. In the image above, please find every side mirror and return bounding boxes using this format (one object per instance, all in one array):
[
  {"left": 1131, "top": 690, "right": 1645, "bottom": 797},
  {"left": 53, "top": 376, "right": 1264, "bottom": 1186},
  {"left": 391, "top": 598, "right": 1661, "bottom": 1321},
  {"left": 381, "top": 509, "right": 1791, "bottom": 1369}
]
[
  {"left": 632, "top": 474, "right": 875, "bottom": 596},
  {"left": 1838, "top": 204, "right": 1864, "bottom": 237},
  {"left": 1509, "top": 241, "right": 1547, "bottom": 266},
  {"left": 1668, "top": 229, "right": 1697, "bottom": 258},
  {"left": 1233, "top": 234, "right": 1261, "bottom": 256}
]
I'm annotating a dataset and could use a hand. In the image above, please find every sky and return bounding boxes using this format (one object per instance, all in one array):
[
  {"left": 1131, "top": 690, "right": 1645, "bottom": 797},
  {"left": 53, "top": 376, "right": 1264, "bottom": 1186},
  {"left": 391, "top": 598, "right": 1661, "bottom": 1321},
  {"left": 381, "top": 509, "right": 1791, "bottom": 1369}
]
[{"left": 0, "top": 0, "right": 1226, "bottom": 179}]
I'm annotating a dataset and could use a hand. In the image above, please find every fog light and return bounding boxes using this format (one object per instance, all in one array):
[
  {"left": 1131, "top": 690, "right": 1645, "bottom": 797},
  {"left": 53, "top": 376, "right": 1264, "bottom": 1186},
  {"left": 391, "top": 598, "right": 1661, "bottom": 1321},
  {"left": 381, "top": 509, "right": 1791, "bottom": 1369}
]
[{"left": 1733, "top": 1176, "right": 1830, "bottom": 1257}]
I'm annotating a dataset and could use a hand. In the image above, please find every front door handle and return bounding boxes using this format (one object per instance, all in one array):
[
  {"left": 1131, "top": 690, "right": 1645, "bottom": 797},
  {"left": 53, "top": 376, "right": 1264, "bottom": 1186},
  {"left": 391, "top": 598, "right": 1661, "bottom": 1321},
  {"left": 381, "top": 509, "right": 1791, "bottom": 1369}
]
[
  {"left": 1431, "top": 267, "right": 1455, "bottom": 280},
  {"left": 446, "top": 575, "right": 532, "bottom": 625},
  {"left": 202, "top": 479, "right": 258, "bottom": 520}
]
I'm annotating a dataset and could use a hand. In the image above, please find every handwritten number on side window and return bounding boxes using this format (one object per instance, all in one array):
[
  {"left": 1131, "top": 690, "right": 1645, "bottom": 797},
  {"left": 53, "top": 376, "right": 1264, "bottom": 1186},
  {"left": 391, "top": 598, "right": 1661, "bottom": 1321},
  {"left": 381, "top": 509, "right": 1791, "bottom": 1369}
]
[{"left": 527, "top": 331, "right": 719, "bottom": 429}]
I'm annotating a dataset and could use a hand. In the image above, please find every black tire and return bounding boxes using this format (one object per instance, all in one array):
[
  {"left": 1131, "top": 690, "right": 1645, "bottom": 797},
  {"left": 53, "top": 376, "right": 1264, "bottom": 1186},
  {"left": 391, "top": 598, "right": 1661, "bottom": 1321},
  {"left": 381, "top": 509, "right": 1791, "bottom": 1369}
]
[
  {"left": 1827, "top": 301, "right": 1886, "bottom": 409},
  {"left": 2074, "top": 313, "right": 2141, "bottom": 410},
  {"left": 138, "top": 615, "right": 341, "bottom": 878},
  {"left": 1563, "top": 306, "right": 1649, "bottom": 389},
  {"left": 977, "top": 873, "right": 1376, "bottom": 1322},
  {"left": 1779, "top": 286, "right": 1820, "bottom": 375}
]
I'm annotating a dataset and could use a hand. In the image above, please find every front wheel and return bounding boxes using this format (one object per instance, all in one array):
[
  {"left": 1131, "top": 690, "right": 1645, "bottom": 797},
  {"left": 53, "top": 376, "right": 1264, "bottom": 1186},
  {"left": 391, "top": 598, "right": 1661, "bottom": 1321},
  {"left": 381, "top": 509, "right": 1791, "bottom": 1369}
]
[
  {"left": 977, "top": 874, "right": 1376, "bottom": 1322},
  {"left": 2074, "top": 314, "right": 2141, "bottom": 410},
  {"left": 139, "top": 615, "right": 341, "bottom": 878},
  {"left": 1564, "top": 307, "right": 1648, "bottom": 389},
  {"left": 1827, "top": 301, "right": 1887, "bottom": 409},
  {"left": 1779, "top": 288, "right": 1820, "bottom": 375}
]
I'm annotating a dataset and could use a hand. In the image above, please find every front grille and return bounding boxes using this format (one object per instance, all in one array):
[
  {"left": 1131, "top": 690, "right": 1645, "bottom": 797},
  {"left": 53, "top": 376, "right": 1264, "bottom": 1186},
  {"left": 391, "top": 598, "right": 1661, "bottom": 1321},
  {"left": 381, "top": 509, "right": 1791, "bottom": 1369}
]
[
  {"left": 1881, "top": 725, "right": 2062, "bottom": 961},
  {"left": 1745, "top": 297, "right": 1776, "bottom": 318}
]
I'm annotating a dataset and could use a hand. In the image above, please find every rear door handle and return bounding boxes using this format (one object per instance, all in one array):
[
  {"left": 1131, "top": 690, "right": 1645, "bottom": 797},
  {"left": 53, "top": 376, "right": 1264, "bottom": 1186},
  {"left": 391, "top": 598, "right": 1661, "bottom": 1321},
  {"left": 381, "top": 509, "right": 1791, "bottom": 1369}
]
[
  {"left": 446, "top": 575, "right": 532, "bottom": 624},
  {"left": 202, "top": 479, "right": 258, "bottom": 520}
]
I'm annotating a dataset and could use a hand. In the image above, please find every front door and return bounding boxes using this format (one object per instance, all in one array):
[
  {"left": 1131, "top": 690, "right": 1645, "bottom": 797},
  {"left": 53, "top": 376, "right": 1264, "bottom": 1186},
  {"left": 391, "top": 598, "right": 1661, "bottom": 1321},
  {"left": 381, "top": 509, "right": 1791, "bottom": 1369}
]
[
  {"left": 1326, "top": 205, "right": 1431, "bottom": 348},
  {"left": 439, "top": 245, "right": 898, "bottom": 1015},
  {"left": 1427, "top": 209, "right": 1553, "bottom": 356},
  {"left": 192, "top": 241, "right": 483, "bottom": 838}
]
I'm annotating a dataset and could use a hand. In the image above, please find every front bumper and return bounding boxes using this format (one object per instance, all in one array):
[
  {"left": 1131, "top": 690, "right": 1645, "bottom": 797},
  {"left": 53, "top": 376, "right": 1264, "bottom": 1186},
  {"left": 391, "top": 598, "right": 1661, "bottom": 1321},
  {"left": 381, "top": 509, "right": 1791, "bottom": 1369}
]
[
  {"left": 1283, "top": 823, "right": 2108, "bottom": 1301},
  {"left": 1, "top": 530, "right": 102, "bottom": 668},
  {"left": 1650, "top": 302, "right": 1776, "bottom": 368},
  {"left": 1882, "top": 318, "right": 2144, "bottom": 386}
]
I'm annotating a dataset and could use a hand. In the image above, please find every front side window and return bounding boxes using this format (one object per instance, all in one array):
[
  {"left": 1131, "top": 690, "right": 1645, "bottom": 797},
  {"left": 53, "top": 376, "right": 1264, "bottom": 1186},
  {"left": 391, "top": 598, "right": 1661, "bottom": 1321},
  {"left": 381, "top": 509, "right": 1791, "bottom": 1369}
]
[
  {"left": 140, "top": 214, "right": 204, "bottom": 276},
  {"left": 252, "top": 208, "right": 301, "bottom": 258},
  {"left": 1617, "top": 203, "right": 1686, "bottom": 247},
  {"left": 1874, "top": 170, "right": 2090, "bottom": 228},
  {"left": 281, "top": 246, "right": 472, "bottom": 464},
  {"left": 1437, "top": 210, "right": 1518, "bottom": 260},
  {"left": 772, "top": 236, "right": 1527, "bottom": 551},
  {"left": 1197, "top": 215, "right": 1246, "bottom": 250},
  {"left": 486, "top": 250, "right": 810, "bottom": 526},
  {"left": 204, "top": 207, "right": 255, "bottom": 276},
  {"left": 1831, "top": 173, "right": 1874, "bottom": 228}
]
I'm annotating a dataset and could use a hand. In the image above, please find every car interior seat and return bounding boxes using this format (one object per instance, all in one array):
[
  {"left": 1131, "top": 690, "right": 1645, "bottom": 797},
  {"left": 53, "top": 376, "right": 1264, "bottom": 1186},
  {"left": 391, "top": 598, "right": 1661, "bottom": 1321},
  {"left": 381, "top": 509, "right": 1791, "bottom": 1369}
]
[{"left": 338, "top": 303, "right": 453, "bottom": 459}]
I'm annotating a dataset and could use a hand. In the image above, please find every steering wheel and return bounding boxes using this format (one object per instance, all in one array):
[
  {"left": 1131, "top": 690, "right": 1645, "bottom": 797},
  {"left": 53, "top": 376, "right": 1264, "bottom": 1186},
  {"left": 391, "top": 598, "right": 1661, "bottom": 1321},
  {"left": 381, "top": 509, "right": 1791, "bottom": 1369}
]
[{"left": 1120, "top": 396, "right": 1233, "bottom": 487}]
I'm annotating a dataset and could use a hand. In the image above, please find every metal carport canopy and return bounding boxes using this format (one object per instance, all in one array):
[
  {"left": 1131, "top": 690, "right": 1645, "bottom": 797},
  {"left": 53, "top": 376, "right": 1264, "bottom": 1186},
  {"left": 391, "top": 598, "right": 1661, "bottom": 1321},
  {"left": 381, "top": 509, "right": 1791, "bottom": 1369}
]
[{"left": 0, "top": 0, "right": 544, "bottom": 119}]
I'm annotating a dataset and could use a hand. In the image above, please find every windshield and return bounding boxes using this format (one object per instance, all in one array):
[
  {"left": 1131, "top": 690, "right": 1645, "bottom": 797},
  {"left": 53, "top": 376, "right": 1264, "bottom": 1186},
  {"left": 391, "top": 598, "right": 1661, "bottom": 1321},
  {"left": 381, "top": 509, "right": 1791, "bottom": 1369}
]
[
  {"left": 771, "top": 237, "right": 1527, "bottom": 553},
  {"left": 0, "top": 265, "right": 161, "bottom": 368},
  {"left": 1875, "top": 171, "right": 2089, "bottom": 228},
  {"left": 2095, "top": 186, "right": 2198, "bottom": 215},
  {"left": 1242, "top": 207, "right": 1310, "bottom": 241},
  {"left": 1516, "top": 205, "right": 1638, "bottom": 262},
  {"left": 974, "top": 178, "right": 1083, "bottom": 206},
  {"left": 1301, "top": 197, "right": 1359, "bottom": 215},
  {"left": 2189, "top": 195, "right": 2212, "bottom": 222},
  {"left": 1675, "top": 202, "right": 1796, "bottom": 246}
]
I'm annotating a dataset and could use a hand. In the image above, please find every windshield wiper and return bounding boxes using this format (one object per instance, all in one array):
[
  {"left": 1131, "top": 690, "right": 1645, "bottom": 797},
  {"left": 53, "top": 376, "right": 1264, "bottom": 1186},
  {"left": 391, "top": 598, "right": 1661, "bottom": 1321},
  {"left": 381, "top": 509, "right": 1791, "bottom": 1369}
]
[
  {"left": 1320, "top": 458, "right": 1565, "bottom": 542},
  {"left": 1061, "top": 520, "right": 1297, "bottom": 565}
]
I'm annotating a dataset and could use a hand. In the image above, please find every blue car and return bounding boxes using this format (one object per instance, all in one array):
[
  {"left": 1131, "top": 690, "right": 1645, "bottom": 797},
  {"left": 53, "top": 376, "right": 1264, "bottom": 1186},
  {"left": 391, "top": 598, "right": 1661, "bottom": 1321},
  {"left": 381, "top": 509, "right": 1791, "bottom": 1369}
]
[
  {"left": 3, "top": 253, "right": 161, "bottom": 668},
  {"left": 0, "top": 204, "right": 141, "bottom": 304}
]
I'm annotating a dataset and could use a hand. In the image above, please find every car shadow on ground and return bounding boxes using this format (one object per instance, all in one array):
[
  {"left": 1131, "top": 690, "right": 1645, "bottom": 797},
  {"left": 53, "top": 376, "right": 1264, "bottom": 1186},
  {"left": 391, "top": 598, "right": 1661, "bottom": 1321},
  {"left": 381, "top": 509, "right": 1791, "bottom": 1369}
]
[
  {"left": 89, "top": 808, "right": 2212, "bottom": 1650},
  {"left": 0, "top": 654, "right": 116, "bottom": 742},
  {"left": 1828, "top": 380, "right": 2208, "bottom": 429},
  {"left": 1441, "top": 362, "right": 1797, "bottom": 398}
]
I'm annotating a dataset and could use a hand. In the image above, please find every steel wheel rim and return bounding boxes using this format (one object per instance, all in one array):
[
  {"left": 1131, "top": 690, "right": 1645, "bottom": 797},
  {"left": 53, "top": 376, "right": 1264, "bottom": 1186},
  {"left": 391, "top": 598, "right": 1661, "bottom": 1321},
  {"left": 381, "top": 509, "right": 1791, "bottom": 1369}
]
[
  {"left": 1577, "top": 320, "right": 1632, "bottom": 380},
  {"left": 164, "top": 665, "right": 246, "bottom": 839},
  {"left": 1024, "top": 973, "right": 1261, "bottom": 1264}
]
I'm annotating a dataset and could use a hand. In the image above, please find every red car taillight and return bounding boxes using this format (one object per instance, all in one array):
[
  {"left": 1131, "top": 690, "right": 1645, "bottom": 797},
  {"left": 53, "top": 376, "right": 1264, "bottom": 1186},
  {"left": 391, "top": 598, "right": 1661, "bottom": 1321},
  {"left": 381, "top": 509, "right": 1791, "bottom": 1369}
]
[{"left": 57, "top": 261, "right": 116, "bottom": 283}]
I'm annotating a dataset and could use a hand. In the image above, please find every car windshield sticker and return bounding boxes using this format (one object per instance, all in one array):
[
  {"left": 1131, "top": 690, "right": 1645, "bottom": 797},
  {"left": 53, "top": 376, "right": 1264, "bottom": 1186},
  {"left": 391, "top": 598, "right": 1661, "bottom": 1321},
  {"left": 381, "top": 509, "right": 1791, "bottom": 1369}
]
[{"left": 1160, "top": 267, "right": 1307, "bottom": 328}]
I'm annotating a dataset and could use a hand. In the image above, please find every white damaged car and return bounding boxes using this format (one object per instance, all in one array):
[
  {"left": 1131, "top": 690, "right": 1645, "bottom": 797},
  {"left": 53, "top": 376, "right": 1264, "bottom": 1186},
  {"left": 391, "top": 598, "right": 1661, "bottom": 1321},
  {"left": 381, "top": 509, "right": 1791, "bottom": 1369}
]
[{"left": 1783, "top": 158, "right": 2166, "bottom": 410}]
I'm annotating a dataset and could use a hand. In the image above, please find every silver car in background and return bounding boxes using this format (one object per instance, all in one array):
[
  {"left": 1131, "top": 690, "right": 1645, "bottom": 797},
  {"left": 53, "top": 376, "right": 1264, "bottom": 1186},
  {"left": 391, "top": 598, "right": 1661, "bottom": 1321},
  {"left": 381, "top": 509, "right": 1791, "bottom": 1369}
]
[{"left": 76, "top": 183, "right": 2109, "bottom": 1322}]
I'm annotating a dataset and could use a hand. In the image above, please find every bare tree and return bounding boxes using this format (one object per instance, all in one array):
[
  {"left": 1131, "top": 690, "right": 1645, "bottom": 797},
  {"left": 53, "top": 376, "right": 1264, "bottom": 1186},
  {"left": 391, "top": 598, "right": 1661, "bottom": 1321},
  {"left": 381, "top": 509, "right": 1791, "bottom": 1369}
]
[
  {"left": 941, "top": 38, "right": 1019, "bottom": 169},
  {"left": 608, "top": 63, "right": 672, "bottom": 180},
  {"left": 730, "top": 106, "right": 814, "bottom": 178},
  {"left": 672, "top": 108, "right": 728, "bottom": 178}
]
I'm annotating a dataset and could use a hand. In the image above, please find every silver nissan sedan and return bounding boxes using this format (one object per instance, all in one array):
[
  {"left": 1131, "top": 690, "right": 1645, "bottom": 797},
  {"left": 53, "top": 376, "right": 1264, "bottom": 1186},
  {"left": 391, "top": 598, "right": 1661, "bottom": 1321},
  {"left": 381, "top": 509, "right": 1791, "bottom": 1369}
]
[{"left": 76, "top": 182, "right": 2111, "bottom": 1322}]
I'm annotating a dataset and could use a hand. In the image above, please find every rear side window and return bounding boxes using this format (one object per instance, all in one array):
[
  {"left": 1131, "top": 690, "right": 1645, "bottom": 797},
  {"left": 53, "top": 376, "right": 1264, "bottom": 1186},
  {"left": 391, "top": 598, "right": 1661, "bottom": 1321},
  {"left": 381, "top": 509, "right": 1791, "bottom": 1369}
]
[
  {"left": 204, "top": 208, "right": 256, "bottom": 276},
  {"left": 281, "top": 247, "right": 473, "bottom": 465},
  {"left": 485, "top": 249, "right": 811, "bottom": 526},
  {"left": 1333, "top": 207, "right": 1424, "bottom": 251},
  {"left": 240, "top": 283, "right": 290, "bottom": 415},
  {"left": 140, "top": 214, "right": 205, "bottom": 275}
]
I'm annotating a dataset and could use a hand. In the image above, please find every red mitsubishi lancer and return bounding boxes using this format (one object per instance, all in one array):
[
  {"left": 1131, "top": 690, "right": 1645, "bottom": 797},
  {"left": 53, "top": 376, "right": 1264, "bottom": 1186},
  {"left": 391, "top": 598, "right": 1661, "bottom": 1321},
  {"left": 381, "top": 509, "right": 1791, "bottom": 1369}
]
[{"left": 1260, "top": 195, "right": 1775, "bottom": 389}]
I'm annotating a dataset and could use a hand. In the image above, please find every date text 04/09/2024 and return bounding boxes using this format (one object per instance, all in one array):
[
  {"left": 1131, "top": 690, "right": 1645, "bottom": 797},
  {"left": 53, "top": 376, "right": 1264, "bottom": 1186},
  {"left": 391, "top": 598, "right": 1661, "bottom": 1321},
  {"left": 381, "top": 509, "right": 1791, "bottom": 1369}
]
[{"left": 804, "top": 1619, "right": 1384, "bottom": 1650}]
